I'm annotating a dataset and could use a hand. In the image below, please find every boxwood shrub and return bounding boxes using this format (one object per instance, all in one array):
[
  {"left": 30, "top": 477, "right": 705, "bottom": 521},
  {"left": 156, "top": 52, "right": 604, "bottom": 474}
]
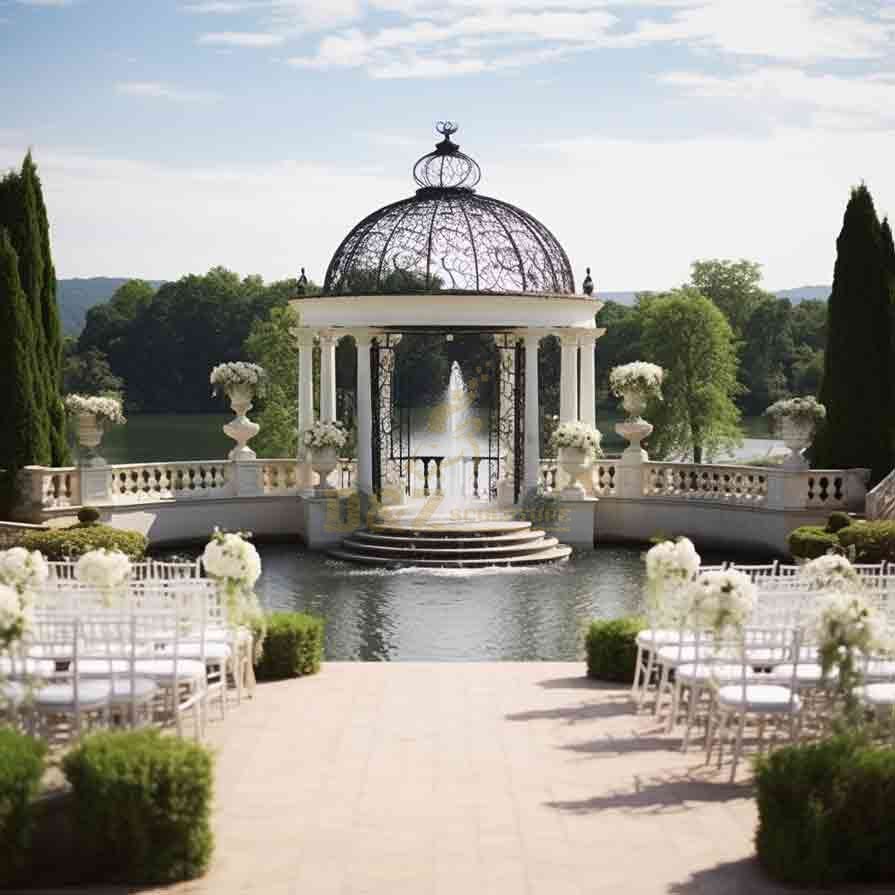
[
  {"left": 837, "top": 520, "right": 895, "bottom": 563},
  {"left": 253, "top": 611, "right": 325, "bottom": 681},
  {"left": 0, "top": 729, "right": 46, "bottom": 884},
  {"left": 19, "top": 523, "right": 147, "bottom": 560},
  {"left": 62, "top": 729, "right": 214, "bottom": 884},
  {"left": 756, "top": 735, "right": 895, "bottom": 885},
  {"left": 585, "top": 616, "right": 645, "bottom": 682},
  {"left": 787, "top": 525, "right": 840, "bottom": 560}
]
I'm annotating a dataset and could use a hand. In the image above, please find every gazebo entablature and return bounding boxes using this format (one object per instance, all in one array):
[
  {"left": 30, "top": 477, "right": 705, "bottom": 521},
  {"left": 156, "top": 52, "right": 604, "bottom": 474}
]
[{"left": 290, "top": 292, "right": 606, "bottom": 502}]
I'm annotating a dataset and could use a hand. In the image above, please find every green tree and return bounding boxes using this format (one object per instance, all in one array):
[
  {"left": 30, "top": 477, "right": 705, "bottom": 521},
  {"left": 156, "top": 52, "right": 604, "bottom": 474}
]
[
  {"left": 882, "top": 217, "right": 895, "bottom": 281},
  {"left": 0, "top": 229, "right": 40, "bottom": 511},
  {"left": 740, "top": 297, "right": 794, "bottom": 413},
  {"left": 789, "top": 299, "right": 827, "bottom": 351},
  {"left": 595, "top": 300, "right": 644, "bottom": 403},
  {"left": 63, "top": 343, "right": 125, "bottom": 396},
  {"left": 641, "top": 288, "right": 742, "bottom": 463},
  {"left": 814, "top": 184, "right": 893, "bottom": 482},
  {"left": 690, "top": 259, "right": 765, "bottom": 335}
]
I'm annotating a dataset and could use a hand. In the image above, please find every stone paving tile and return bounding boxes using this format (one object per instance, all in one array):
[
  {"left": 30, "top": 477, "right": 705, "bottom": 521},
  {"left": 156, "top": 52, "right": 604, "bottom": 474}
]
[{"left": 100, "top": 661, "right": 884, "bottom": 895}]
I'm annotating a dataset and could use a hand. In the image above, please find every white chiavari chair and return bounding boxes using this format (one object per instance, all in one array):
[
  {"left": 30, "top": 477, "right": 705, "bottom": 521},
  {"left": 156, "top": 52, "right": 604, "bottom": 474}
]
[{"left": 729, "top": 561, "right": 778, "bottom": 582}]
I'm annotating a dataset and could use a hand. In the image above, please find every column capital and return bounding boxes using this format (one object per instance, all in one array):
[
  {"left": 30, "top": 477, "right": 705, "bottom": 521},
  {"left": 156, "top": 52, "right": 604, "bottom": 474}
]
[
  {"left": 294, "top": 327, "right": 316, "bottom": 349},
  {"left": 522, "top": 327, "right": 550, "bottom": 347},
  {"left": 557, "top": 330, "right": 580, "bottom": 348},
  {"left": 346, "top": 328, "right": 374, "bottom": 348},
  {"left": 318, "top": 329, "right": 339, "bottom": 346},
  {"left": 578, "top": 329, "right": 600, "bottom": 346}
]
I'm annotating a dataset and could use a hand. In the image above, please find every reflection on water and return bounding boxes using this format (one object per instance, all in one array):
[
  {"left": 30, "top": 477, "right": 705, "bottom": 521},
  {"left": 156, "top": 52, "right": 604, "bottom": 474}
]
[{"left": 254, "top": 543, "right": 646, "bottom": 661}]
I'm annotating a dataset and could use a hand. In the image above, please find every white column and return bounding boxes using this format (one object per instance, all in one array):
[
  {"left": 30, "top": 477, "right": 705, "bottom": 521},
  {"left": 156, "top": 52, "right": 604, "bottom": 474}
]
[
  {"left": 579, "top": 330, "right": 597, "bottom": 427},
  {"left": 297, "top": 328, "right": 315, "bottom": 459},
  {"left": 355, "top": 330, "right": 374, "bottom": 496},
  {"left": 319, "top": 331, "right": 337, "bottom": 422},
  {"left": 559, "top": 331, "right": 579, "bottom": 423},
  {"left": 523, "top": 331, "right": 541, "bottom": 492}
]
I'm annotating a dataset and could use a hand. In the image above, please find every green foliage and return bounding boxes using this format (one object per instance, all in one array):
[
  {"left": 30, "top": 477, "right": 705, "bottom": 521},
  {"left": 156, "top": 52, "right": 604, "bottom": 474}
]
[
  {"left": 252, "top": 611, "right": 325, "bottom": 680},
  {"left": 640, "top": 288, "right": 743, "bottom": 462},
  {"left": 740, "top": 296, "right": 794, "bottom": 414},
  {"left": 63, "top": 343, "right": 125, "bottom": 397},
  {"left": 838, "top": 521, "right": 895, "bottom": 563},
  {"left": 755, "top": 735, "right": 895, "bottom": 885},
  {"left": 815, "top": 185, "right": 893, "bottom": 483},
  {"left": 76, "top": 506, "right": 101, "bottom": 525},
  {"left": 0, "top": 729, "right": 46, "bottom": 883},
  {"left": 689, "top": 258, "right": 765, "bottom": 335},
  {"left": 585, "top": 616, "right": 645, "bottom": 682},
  {"left": 788, "top": 525, "right": 840, "bottom": 559},
  {"left": 19, "top": 523, "right": 147, "bottom": 560},
  {"left": 826, "top": 511, "right": 853, "bottom": 533},
  {"left": 62, "top": 729, "right": 214, "bottom": 884}
]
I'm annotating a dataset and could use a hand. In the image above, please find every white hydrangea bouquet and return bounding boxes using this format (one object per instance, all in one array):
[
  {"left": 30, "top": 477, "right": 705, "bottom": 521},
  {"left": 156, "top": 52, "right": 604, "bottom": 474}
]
[
  {"left": 0, "top": 583, "right": 32, "bottom": 652},
  {"left": 550, "top": 421, "right": 602, "bottom": 458},
  {"left": 303, "top": 420, "right": 348, "bottom": 451},
  {"left": 643, "top": 537, "right": 701, "bottom": 625},
  {"left": 688, "top": 568, "right": 756, "bottom": 636},
  {"left": 799, "top": 554, "right": 861, "bottom": 592},
  {"left": 0, "top": 547, "right": 44, "bottom": 650},
  {"left": 765, "top": 396, "right": 826, "bottom": 429},
  {"left": 201, "top": 528, "right": 264, "bottom": 630},
  {"left": 813, "top": 590, "right": 889, "bottom": 719},
  {"left": 609, "top": 362, "right": 664, "bottom": 401},
  {"left": 75, "top": 548, "right": 132, "bottom": 605},
  {"left": 210, "top": 361, "right": 268, "bottom": 397},
  {"left": 64, "top": 394, "right": 126, "bottom": 425}
]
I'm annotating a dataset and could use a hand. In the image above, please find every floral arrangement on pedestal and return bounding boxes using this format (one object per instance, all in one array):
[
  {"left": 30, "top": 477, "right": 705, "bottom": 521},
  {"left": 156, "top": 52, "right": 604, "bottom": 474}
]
[
  {"left": 209, "top": 362, "right": 268, "bottom": 397},
  {"left": 63, "top": 394, "right": 126, "bottom": 425},
  {"left": 302, "top": 420, "right": 348, "bottom": 451},
  {"left": 550, "top": 421, "right": 602, "bottom": 458},
  {"left": 201, "top": 528, "right": 264, "bottom": 636},
  {"left": 75, "top": 548, "right": 131, "bottom": 605},
  {"left": 813, "top": 590, "right": 888, "bottom": 720},
  {"left": 799, "top": 554, "right": 861, "bottom": 592},
  {"left": 688, "top": 568, "right": 756, "bottom": 636},
  {"left": 643, "top": 537, "right": 701, "bottom": 625},
  {"left": 765, "top": 395, "right": 826, "bottom": 428},
  {"left": 609, "top": 362, "right": 664, "bottom": 418},
  {"left": 0, "top": 547, "right": 44, "bottom": 651}
]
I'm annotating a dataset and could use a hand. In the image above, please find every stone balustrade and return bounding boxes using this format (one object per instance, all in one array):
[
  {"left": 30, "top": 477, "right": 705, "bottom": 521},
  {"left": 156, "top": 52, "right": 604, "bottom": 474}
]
[{"left": 867, "top": 467, "right": 895, "bottom": 520}]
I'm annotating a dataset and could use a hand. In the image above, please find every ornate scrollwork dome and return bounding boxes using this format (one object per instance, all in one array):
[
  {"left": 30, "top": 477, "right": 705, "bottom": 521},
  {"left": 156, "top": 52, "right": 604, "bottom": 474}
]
[{"left": 322, "top": 123, "right": 575, "bottom": 296}]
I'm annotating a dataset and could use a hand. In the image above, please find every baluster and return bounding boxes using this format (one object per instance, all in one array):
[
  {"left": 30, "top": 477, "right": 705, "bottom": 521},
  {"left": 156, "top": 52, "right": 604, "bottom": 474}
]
[
  {"left": 473, "top": 457, "right": 481, "bottom": 499},
  {"left": 422, "top": 458, "right": 431, "bottom": 496},
  {"left": 435, "top": 458, "right": 443, "bottom": 495}
]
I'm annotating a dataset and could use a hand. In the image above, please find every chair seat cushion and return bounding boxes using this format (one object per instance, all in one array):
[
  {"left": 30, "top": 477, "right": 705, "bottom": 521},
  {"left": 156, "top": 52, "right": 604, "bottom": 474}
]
[
  {"left": 864, "top": 661, "right": 895, "bottom": 682},
  {"left": 638, "top": 629, "right": 703, "bottom": 649},
  {"left": 0, "top": 681, "right": 25, "bottom": 706},
  {"left": 79, "top": 658, "right": 131, "bottom": 676},
  {"left": 34, "top": 681, "right": 110, "bottom": 710},
  {"left": 717, "top": 684, "right": 800, "bottom": 713},
  {"left": 771, "top": 664, "right": 833, "bottom": 684},
  {"left": 677, "top": 664, "right": 760, "bottom": 683},
  {"left": 109, "top": 678, "right": 158, "bottom": 702},
  {"left": 133, "top": 659, "right": 206, "bottom": 681},
  {"left": 159, "top": 641, "right": 232, "bottom": 661},
  {"left": 861, "top": 683, "right": 895, "bottom": 706},
  {"left": 0, "top": 657, "right": 56, "bottom": 678}
]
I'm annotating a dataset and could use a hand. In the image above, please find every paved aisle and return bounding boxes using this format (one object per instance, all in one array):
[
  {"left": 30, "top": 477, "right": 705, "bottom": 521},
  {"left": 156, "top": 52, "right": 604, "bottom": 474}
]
[{"left": 157, "top": 662, "right": 809, "bottom": 895}]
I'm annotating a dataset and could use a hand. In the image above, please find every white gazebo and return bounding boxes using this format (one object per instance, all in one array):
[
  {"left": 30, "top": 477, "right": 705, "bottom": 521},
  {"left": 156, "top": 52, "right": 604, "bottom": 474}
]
[{"left": 291, "top": 122, "right": 604, "bottom": 514}]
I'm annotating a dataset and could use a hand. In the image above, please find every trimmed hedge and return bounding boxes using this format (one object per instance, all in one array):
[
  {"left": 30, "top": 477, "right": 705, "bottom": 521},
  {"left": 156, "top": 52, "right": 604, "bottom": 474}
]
[
  {"left": 756, "top": 735, "right": 895, "bottom": 885},
  {"left": 19, "top": 523, "right": 147, "bottom": 560},
  {"left": 826, "top": 511, "right": 853, "bottom": 533},
  {"left": 62, "top": 729, "right": 214, "bottom": 884},
  {"left": 787, "top": 525, "right": 840, "bottom": 560},
  {"left": 838, "top": 520, "right": 895, "bottom": 563},
  {"left": 76, "top": 506, "right": 101, "bottom": 525},
  {"left": 585, "top": 616, "right": 645, "bottom": 682},
  {"left": 0, "top": 729, "right": 46, "bottom": 884},
  {"left": 253, "top": 611, "right": 324, "bottom": 681}
]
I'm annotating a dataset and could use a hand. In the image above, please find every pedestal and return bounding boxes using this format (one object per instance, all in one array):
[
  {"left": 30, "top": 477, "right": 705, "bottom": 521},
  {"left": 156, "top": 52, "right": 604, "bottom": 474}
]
[{"left": 80, "top": 466, "right": 111, "bottom": 505}]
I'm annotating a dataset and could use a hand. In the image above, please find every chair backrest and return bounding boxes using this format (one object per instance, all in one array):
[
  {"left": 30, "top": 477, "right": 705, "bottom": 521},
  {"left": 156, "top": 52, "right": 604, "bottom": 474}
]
[
  {"left": 131, "top": 559, "right": 202, "bottom": 581},
  {"left": 46, "top": 560, "right": 77, "bottom": 581},
  {"left": 729, "top": 561, "right": 779, "bottom": 581}
]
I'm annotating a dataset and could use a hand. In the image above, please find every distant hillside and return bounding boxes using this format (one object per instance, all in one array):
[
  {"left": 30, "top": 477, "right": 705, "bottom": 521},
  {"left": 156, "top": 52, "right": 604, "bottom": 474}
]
[
  {"left": 58, "top": 277, "right": 165, "bottom": 334},
  {"left": 600, "top": 286, "right": 830, "bottom": 307}
]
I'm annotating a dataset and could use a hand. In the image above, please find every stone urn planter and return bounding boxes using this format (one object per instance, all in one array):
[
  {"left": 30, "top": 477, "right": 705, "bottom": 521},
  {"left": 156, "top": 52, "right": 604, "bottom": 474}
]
[
  {"left": 558, "top": 446, "right": 590, "bottom": 500},
  {"left": 616, "top": 390, "right": 653, "bottom": 463},
  {"left": 780, "top": 418, "right": 812, "bottom": 470},
  {"left": 311, "top": 445, "right": 339, "bottom": 489},
  {"left": 76, "top": 412, "right": 106, "bottom": 467},
  {"left": 222, "top": 384, "right": 260, "bottom": 461}
]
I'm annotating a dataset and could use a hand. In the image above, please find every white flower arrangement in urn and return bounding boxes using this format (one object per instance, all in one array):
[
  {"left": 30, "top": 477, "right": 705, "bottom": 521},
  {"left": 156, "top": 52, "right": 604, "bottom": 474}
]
[
  {"left": 210, "top": 362, "right": 268, "bottom": 460},
  {"left": 610, "top": 362, "right": 663, "bottom": 462},
  {"left": 64, "top": 393, "right": 126, "bottom": 466},
  {"left": 643, "top": 537, "right": 701, "bottom": 625},
  {"left": 0, "top": 547, "right": 46, "bottom": 650},
  {"left": 202, "top": 528, "right": 264, "bottom": 634},
  {"left": 303, "top": 420, "right": 348, "bottom": 488},
  {"left": 765, "top": 395, "right": 826, "bottom": 469},
  {"left": 550, "top": 421, "right": 602, "bottom": 499}
]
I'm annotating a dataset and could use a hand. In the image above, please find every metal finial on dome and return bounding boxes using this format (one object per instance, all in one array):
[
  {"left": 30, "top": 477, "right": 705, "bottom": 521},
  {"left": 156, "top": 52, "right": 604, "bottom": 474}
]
[
  {"left": 296, "top": 266, "right": 309, "bottom": 295},
  {"left": 413, "top": 122, "right": 482, "bottom": 190},
  {"left": 582, "top": 267, "right": 594, "bottom": 296}
]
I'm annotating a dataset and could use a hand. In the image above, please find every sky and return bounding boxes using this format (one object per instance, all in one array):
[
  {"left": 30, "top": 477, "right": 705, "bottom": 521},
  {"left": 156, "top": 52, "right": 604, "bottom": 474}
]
[{"left": 1, "top": 0, "right": 894, "bottom": 291}]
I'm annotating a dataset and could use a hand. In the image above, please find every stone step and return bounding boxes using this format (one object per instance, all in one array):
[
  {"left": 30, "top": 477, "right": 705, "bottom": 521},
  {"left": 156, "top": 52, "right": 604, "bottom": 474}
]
[
  {"left": 339, "top": 536, "right": 561, "bottom": 560},
  {"left": 328, "top": 544, "right": 573, "bottom": 568},
  {"left": 370, "top": 520, "right": 533, "bottom": 538},
  {"left": 351, "top": 528, "right": 549, "bottom": 548}
]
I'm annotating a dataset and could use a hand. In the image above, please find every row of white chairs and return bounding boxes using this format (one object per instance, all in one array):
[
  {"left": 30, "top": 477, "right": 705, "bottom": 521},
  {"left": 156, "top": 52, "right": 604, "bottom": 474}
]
[{"left": 47, "top": 558, "right": 202, "bottom": 581}]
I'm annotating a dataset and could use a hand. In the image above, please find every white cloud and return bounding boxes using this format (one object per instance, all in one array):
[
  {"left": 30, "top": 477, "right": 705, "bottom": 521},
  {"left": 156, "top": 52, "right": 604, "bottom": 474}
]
[
  {"left": 198, "top": 30, "right": 284, "bottom": 46},
  {"left": 181, "top": 1, "right": 260, "bottom": 12},
  {"left": 15, "top": 0, "right": 76, "bottom": 6},
  {"left": 115, "top": 81, "right": 219, "bottom": 103}
]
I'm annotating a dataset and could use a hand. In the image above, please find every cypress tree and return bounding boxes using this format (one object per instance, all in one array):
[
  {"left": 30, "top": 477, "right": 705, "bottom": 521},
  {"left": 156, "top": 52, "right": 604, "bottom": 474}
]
[
  {"left": 0, "top": 229, "right": 40, "bottom": 511},
  {"left": 815, "top": 184, "right": 893, "bottom": 483},
  {"left": 882, "top": 217, "right": 895, "bottom": 282},
  {"left": 25, "top": 153, "right": 69, "bottom": 464}
]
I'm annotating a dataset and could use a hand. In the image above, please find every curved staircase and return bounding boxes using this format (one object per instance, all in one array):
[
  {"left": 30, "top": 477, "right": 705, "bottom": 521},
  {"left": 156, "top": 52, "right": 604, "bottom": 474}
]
[{"left": 329, "top": 519, "right": 572, "bottom": 568}]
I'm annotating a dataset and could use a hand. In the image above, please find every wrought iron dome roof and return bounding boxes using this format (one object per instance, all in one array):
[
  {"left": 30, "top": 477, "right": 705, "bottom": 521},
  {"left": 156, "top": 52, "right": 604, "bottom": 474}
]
[{"left": 322, "top": 122, "right": 576, "bottom": 296}]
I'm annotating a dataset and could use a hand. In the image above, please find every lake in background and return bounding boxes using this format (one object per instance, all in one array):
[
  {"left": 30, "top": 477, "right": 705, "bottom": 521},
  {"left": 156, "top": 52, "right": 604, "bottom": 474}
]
[{"left": 95, "top": 412, "right": 783, "bottom": 466}]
